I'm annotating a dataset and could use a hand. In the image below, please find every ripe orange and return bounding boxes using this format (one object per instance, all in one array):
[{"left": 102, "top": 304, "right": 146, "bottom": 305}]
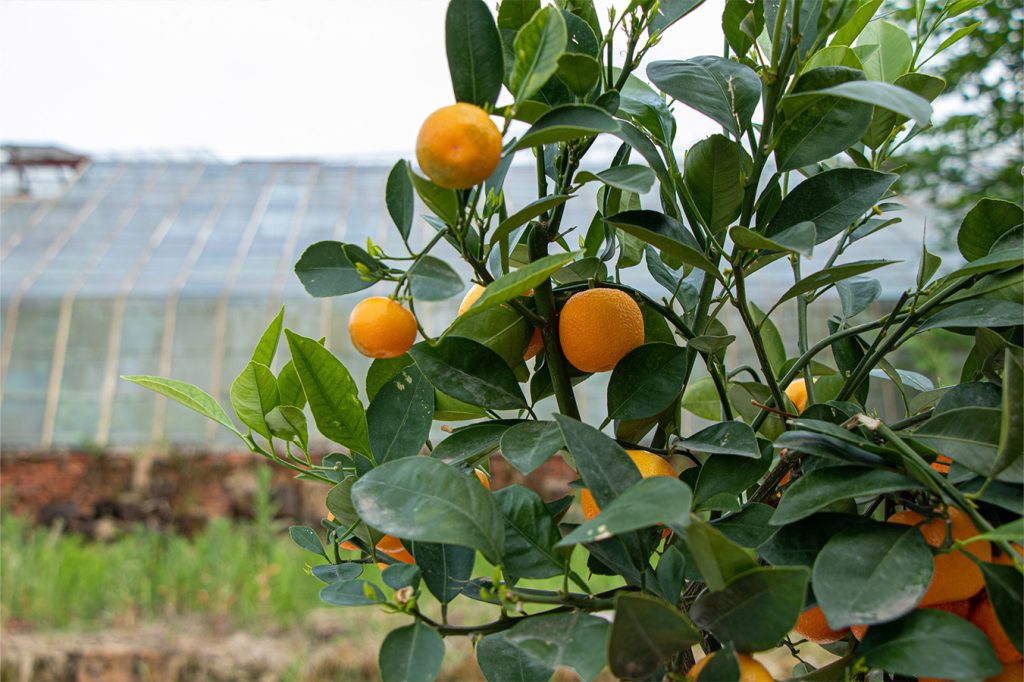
[
  {"left": 558, "top": 288, "right": 644, "bottom": 373},
  {"left": 416, "top": 103, "right": 502, "bottom": 189},
  {"left": 888, "top": 506, "right": 991, "bottom": 605},
  {"left": 687, "top": 652, "right": 773, "bottom": 682},
  {"left": 340, "top": 534, "right": 415, "bottom": 565},
  {"left": 348, "top": 297, "right": 418, "bottom": 359},
  {"left": 795, "top": 605, "right": 849, "bottom": 644},
  {"left": 524, "top": 328, "right": 544, "bottom": 360},
  {"left": 994, "top": 543, "right": 1023, "bottom": 566},
  {"left": 989, "top": 661, "right": 1024, "bottom": 681},
  {"left": 849, "top": 598, "right": 974, "bottom": 641},
  {"left": 474, "top": 469, "right": 491, "bottom": 490},
  {"left": 580, "top": 450, "right": 676, "bottom": 520},
  {"left": 971, "top": 596, "right": 1023, "bottom": 664},
  {"left": 931, "top": 455, "right": 952, "bottom": 474},
  {"left": 784, "top": 378, "right": 808, "bottom": 414}
]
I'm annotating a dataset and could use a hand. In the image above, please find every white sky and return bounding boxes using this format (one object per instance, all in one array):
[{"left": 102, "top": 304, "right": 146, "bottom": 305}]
[{"left": 0, "top": 0, "right": 725, "bottom": 162}]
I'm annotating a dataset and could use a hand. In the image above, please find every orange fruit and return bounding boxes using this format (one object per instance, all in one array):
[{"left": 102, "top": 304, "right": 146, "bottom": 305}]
[
  {"left": 851, "top": 624, "right": 868, "bottom": 641},
  {"left": 348, "top": 297, "right": 417, "bottom": 359},
  {"left": 784, "top": 378, "right": 808, "bottom": 414},
  {"left": 795, "top": 605, "right": 849, "bottom": 644},
  {"left": 850, "top": 598, "right": 973, "bottom": 641},
  {"left": 931, "top": 455, "right": 952, "bottom": 474},
  {"left": 416, "top": 103, "right": 502, "bottom": 189},
  {"left": 971, "top": 596, "right": 1023, "bottom": 664},
  {"left": 687, "top": 651, "right": 773, "bottom": 681},
  {"left": 888, "top": 506, "right": 991, "bottom": 605},
  {"left": 474, "top": 469, "right": 491, "bottom": 490},
  {"left": 989, "top": 661, "right": 1024, "bottom": 681},
  {"left": 458, "top": 284, "right": 485, "bottom": 315},
  {"left": 581, "top": 450, "right": 676, "bottom": 520},
  {"left": 994, "top": 543, "right": 1023, "bottom": 566},
  {"left": 340, "top": 534, "right": 414, "bottom": 564},
  {"left": 558, "top": 288, "right": 644, "bottom": 373},
  {"left": 524, "top": 328, "right": 544, "bottom": 360}
]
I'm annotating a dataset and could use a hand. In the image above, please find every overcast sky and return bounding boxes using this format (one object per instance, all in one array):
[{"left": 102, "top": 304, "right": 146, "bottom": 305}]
[{"left": 0, "top": 0, "right": 726, "bottom": 162}]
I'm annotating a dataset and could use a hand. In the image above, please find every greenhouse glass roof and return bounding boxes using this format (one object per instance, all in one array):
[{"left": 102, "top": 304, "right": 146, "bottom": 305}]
[{"left": 0, "top": 159, "right": 938, "bottom": 451}]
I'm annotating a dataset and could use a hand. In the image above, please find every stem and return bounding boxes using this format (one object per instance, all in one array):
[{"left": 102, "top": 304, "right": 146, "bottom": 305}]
[
  {"left": 733, "top": 266, "right": 789, "bottom": 421},
  {"left": 791, "top": 257, "right": 816, "bottom": 405}
]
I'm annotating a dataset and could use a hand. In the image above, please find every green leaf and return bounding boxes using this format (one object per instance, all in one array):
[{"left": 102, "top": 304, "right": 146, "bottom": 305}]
[
  {"left": 409, "top": 541, "right": 474, "bottom": 604},
  {"left": 576, "top": 164, "right": 656, "bottom": 194},
  {"left": 476, "top": 633, "right": 554, "bottom": 682},
  {"left": 776, "top": 260, "right": 897, "bottom": 305},
  {"left": 554, "top": 414, "right": 642, "bottom": 511},
  {"left": 457, "top": 251, "right": 577, "bottom": 321},
  {"left": 685, "top": 134, "right": 750, "bottom": 233},
  {"left": 277, "top": 360, "right": 306, "bottom": 409},
  {"left": 803, "top": 45, "right": 865, "bottom": 71},
  {"left": 722, "top": 0, "right": 763, "bottom": 57},
  {"left": 678, "top": 421, "right": 760, "bottom": 458},
  {"left": 229, "top": 362, "right": 280, "bottom": 440},
  {"left": 650, "top": 0, "right": 706, "bottom": 33},
  {"left": 936, "top": 20, "right": 981, "bottom": 55},
  {"left": 319, "top": 579, "right": 385, "bottom": 606},
  {"left": 556, "top": 52, "right": 600, "bottom": 96},
  {"left": 310, "top": 563, "right": 362, "bottom": 583},
  {"left": 917, "top": 299, "right": 1024, "bottom": 333},
  {"left": 284, "top": 330, "right": 370, "bottom": 455},
  {"left": 511, "top": 104, "right": 618, "bottom": 150},
  {"left": 251, "top": 306, "right": 284, "bottom": 367},
  {"left": 326, "top": 479, "right": 368, "bottom": 544},
  {"left": 730, "top": 222, "right": 815, "bottom": 257},
  {"left": 557, "top": 476, "right": 693, "bottom": 546},
  {"left": 775, "top": 67, "right": 873, "bottom": 171},
  {"left": 386, "top": 160, "right": 414, "bottom": 241},
  {"left": 712, "top": 503, "right": 777, "bottom": 548},
  {"left": 446, "top": 0, "right": 504, "bottom": 107},
  {"left": 432, "top": 422, "right": 509, "bottom": 466},
  {"left": 122, "top": 375, "right": 239, "bottom": 435},
  {"left": 759, "top": 512, "right": 872, "bottom": 566},
  {"left": 861, "top": 609, "right": 1002, "bottom": 679},
  {"left": 694, "top": 448, "right": 772, "bottom": 510},
  {"left": 609, "top": 592, "right": 701, "bottom": 679},
  {"left": 691, "top": 566, "right": 810, "bottom": 651},
  {"left": 265, "top": 405, "right": 308, "bottom": 450},
  {"left": 606, "top": 343, "right": 687, "bottom": 422},
  {"left": 409, "top": 255, "right": 464, "bottom": 301},
  {"left": 683, "top": 519, "right": 759, "bottom": 590},
  {"left": 289, "top": 525, "right": 324, "bottom": 556},
  {"left": 767, "top": 168, "right": 897, "bottom": 243},
  {"left": 448, "top": 304, "right": 531, "bottom": 368},
  {"left": 995, "top": 347, "right": 1024, "bottom": 483},
  {"left": 510, "top": 6, "right": 567, "bottom": 105},
  {"left": 749, "top": 302, "right": 786, "bottom": 375},
  {"left": 855, "top": 20, "right": 913, "bottom": 83},
  {"left": 408, "top": 168, "right": 460, "bottom": 226},
  {"left": 772, "top": 466, "right": 922, "bottom": 526},
  {"left": 351, "top": 456, "right": 505, "bottom": 563},
  {"left": 293, "top": 241, "right": 379, "bottom": 298},
  {"left": 957, "top": 198, "right": 1024, "bottom": 262},
  {"left": 366, "top": 364, "right": 434, "bottom": 464},
  {"left": 647, "top": 57, "right": 761, "bottom": 136},
  {"left": 910, "top": 406, "right": 1016, "bottom": 482},
  {"left": 496, "top": 0, "right": 539, "bottom": 31},
  {"left": 981, "top": 562, "right": 1024, "bottom": 655},
  {"left": 812, "top": 523, "right": 934, "bottom": 628},
  {"left": 501, "top": 612, "right": 610, "bottom": 682},
  {"left": 490, "top": 194, "right": 574, "bottom": 246},
  {"left": 604, "top": 210, "right": 721, "bottom": 280},
  {"left": 410, "top": 337, "right": 527, "bottom": 410},
  {"left": 830, "top": 0, "right": 883, "bottom": 46},
  {"left": 863, "top": 72, "right": 945, "bottom": 149},
  {"left": 496, "top": 485, "right": 568, "bottom": 579},
  {"left": 615, "top": 71, "right": 675, "bottom": 144},
  {"left": 694, "top": 645, "right": 740, "bottom": 681},
  {"left": 680, "top": 376, "right": 722, "bottom": 421},
  {"left": 787, "top": 79, "right": 932, "bottom": 127},
  {"left": 500, "top": 421, "right": 563, "bottom": 475},
  {"left": 836, "top": 275, "right": 881, "bottom": 319},
  {"left": 381, "top": 563, "right": 421, "bottom": 590},
  {"left": 379, "top": 621, "right": 446, "bottom": 682}
]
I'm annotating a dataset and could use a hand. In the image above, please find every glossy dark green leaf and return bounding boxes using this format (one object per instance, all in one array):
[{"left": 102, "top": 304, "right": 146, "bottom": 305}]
[
  {"left": 446, "top": 0, "right": 504, "bottom": 107},
  {"left": 310, "top": 562, "right": 362, "bottom": 583},
  {"left": 476, "top": 633, "right": 554, "bottom": 682},
  {"left": 448, "top": 304, "right": 531, "bottom": 368},
  {"left": 511, "top": 104, "right": 619, "bottom": 150},
  {"left": 496, "top": 485, "right": 567, "bottom": 579},
  {"left": 409, "top": 541, "right": 475, "bottom": 604},
  {"left": 861, "top": 609, "right": 1002, "bottom": 679},
  {"left": 767, "top": 168, "right": 897, "bottom": 243},
  {"left": 812, "top": 522, "right": 933, "bottom": 627},
  {"left": 615, "top": 71, "right": 674, "bottom": 144},
  {"left": 712, "top": 503, "right": 777, "bottom": 548},
  {"left": 496, "top": 0, "right": 539, "bottom": 31},
  {"left": 836, "top": 275, "right": 882, "bottom": 319},
  {"left": 351, "top": 456, "right": 505, "bottom": 563},
  {"left": 772, "top": 466, "right": 922, "bottom": 526},
  {"left": 379, "top": 621, "right": 445, "bottom": 682},
  {"left": 386, "top": 160, "right": 414, "bottom": 241},
  {"left": 910, "top": 406, "right": 1017, "bottom": 482},
  {"left": 684, "top": 518, "right": 758, "bottom": 591},
  {"left": 293, "top": 241, "right": 380, "bottom": 298},
  {"left": 556, "top": 52, "right": 600, "bottom": 96},
  {"left": 995, "top": 347, "right": 1024, "bottom": 483},
  {"left": 609, "top": 592, "right": 701, "bottom": 679},
  {"left": 758, "top": 512, "right": 873, "bottom": 566},
  {"left": 319, "top": 579, "right": 385, "bottom": 606},
  {"left": 685, "top": 134, "right": 750, "bottom": 233},
  {"left": 577, "top": 164, "right": 656, "bottom": 194},
  {"left": 694, "top": 645, "right": 740, "bottom": 682},
  {"left": 917, "top": 299, "right": 1024, "bottom": 333},
  {"left": 656, "top": 545, "right": 687, "bottom": 604},
  {"left": 381, "top": 563, "right": 421, "bottom": 590},
  {"left": 679, "top": 421, "right": 760, "bottom": 458},
  {"left": 409, "top": 255, "right": 464, "bottom": 301},
  {"left": 367, "top": 364, "right": 434, "bottom": 464},
  {"left": 981, "top": 562, "right": 1024, "bottom": 655},
  {"left": 722, "top": 0, "right": 763, "bottom": 56},
  {"left": 500, "top": 421, "right": 563, "bottom": 475},
  {"left": 957, "top": 198, "right": 1024, "bottom": 262},
  {"left": 694, "top": 446, "right": 772, "bottom": 510},
  {"left": 558, "top": 477, "right": 692, "bottom": 546},
  {"left": 509, "top": 6, "right": 567, "bottom": 105},
  {"left": 410, "top": 337, "right": 526, "bottom": 410},
  {"left": 691, "top": 566, "right": 810, "bottom": 651},
  {"left": 326, "top": 479, "right": 370, "bottom": 544},
  {"left": 502, "top": 612, "right": 610, "bottom": 682},
  {"left": 730, "top": 222, "right": 816, "bottom": 257},
  {"left": 863, "top": 72, "right": 945, "bottom": 148},
  {"left": 606, "top": 343, "right": 687, "bottom": 421},
  {"left": 285, "top": 330, "right": 370, "bottom": 455},
  {"left": 650, "top": 0, "right": 706, "bottom": 33},
  {"left": 456, "top": 251, "right": 577, "bottom": 321},
  {"left": 433, "top": 422, "right": 510, "bottom": 467},
  {"left": 776, "top": 260, "right": 896, "bottom": 305},
  {"left": 789, "top": 79, "right": 932, "bottom": 127},
  {"left": 647, "top": 57, "right": 760, "bottom": 136},
  {"left": 831, "top": 0, "right": 883, "bottom": 45},
  {"left": 408, "top": 168, "right": 459, "bottom": 226},
  {"left": 604, "top": 210, "right": 720, "bottom": 279},
  {"left": 229, "top": 361, "right": 279, "bottom": 440},
  {"left": 289, "top": 525, "right": 324, "bottom": 556},
  {"left": 490, "top": 194, "right": 573, "bottom": 246},
  {"left": 554, "top": 414, "right": 642, "bottom": 511}
]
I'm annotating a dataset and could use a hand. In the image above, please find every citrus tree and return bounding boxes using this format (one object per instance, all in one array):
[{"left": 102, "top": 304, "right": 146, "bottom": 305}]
[{"left": 125, "top": 0, "right": 1024, "bottom": 679}]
